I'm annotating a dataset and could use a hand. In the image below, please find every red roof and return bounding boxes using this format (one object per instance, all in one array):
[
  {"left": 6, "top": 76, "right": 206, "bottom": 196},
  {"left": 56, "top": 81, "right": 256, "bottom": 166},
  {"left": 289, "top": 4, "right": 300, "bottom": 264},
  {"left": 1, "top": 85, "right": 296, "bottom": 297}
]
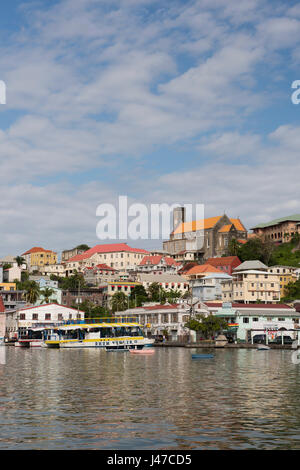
[
  {"left": 95, "top": 264, "right": 116, "bottom": 271},
  {"left": 68, "top": 243, "right": 149, "bottom": 262},
  {"left": 130, "top": 304, "right": 178, "bottom": 311},
  {"left": 17, "top": 303, "right": 84, "bottom": 313},
  {"left": 0, "top": 296, "right": 5, "bottom": 313},
  {"left": 22, "top": 246, "right": 56, "bottom": 255},
  {"left": 139, "top": 255, "right": 181, "bottom": 267},
  {"left": 140, "top": 255, "right": 163, "bottom": 266},
  {"left": 206, "top": 256, "right": 241, "bottom": 267}
]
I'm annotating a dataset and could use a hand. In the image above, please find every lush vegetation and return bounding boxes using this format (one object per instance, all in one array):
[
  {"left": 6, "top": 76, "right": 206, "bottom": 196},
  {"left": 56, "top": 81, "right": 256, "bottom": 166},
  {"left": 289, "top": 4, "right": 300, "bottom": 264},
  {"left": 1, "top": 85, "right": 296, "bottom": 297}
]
[
  {"left": 184, "top": 314, "right": 228, "bottom": 339},
  {"left": 71, "top": 299, "right": 110, "bottom": 319},
  {"left": 281, "top": 279, "right": 300, "bottom": 303},
  {"left": 228, "top": 234, "right": 300, "bottom": 267},
  {"left": 110, "top": 282, "right": 185, "bottom": 312}
]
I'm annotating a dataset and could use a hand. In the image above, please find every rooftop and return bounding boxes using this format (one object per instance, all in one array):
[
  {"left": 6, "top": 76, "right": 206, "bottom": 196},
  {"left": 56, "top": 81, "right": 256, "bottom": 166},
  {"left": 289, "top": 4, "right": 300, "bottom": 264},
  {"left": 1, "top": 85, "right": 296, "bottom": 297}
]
[
  {"left": 251, "top": 214, "right": 300, "bottom": 229},
  {"left": 173, "top": 216, "right": 246, "bottom": 235},
  {"left": 68, "top": 243, "right": 149, "bottom": 262}
]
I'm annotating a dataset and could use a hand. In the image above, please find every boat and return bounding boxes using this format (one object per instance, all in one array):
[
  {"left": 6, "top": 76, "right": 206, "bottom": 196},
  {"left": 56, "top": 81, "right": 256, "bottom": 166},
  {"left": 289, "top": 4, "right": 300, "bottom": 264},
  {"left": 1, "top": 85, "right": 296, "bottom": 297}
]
[
  {"left": 191, "top": 353, "right": 214, "bottom": 359},
  {"left": 15, "top": 327, "right": 46, "bottom": 348},
  {"left": 129, "top": 348, "right": 155, "bottom": 355},
  {"left": 256, "top": 344, "right": 270, "bottom": 351},
  {"left": 43, "top": 319, "right": 154, "bottom": 350}
]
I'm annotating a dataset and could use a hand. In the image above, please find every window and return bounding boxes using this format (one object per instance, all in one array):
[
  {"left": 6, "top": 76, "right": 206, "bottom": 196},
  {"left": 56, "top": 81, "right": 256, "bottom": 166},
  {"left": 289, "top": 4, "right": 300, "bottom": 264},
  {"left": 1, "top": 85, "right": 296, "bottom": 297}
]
[
  {"left": 278, "top": 318, "right": 285, "bottom": 321},
  {"left": 45, "top": 314, "right": 51, "bottom": 320},
  {"left": 243, "top": 317, "right": 249, "bottom": 323},
  {"left": 19, "top": 314, "right": 25, "bottom": 320},
  {"left": 253, "top": 317, "right": 259, "bottom": 322},
  {"left": 32, "top": 314, "right": 38, "bottom": 320}
]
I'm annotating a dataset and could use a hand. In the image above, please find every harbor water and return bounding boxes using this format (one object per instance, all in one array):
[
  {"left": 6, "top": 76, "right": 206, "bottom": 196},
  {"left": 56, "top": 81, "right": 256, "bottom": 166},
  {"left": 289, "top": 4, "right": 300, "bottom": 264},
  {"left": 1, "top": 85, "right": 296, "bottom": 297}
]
[{"left": 0, "top": 346, "right": 300, "bottom": 450}]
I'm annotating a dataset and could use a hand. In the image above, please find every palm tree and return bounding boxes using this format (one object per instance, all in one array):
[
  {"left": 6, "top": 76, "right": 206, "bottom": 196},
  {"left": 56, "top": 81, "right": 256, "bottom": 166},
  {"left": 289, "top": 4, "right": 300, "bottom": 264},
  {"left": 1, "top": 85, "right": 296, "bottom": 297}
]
[
  {"left": 15, "top": 256, "right": 26, "bottom": 267},
  {"left": 23, "top": 281, "right": 40, "bottom": 305},
  {"left": 111, "top": 292, "right": 128, "bottom": 313},
  {"left": 40, "top": 287, "right": 55, "bottom": 304}
]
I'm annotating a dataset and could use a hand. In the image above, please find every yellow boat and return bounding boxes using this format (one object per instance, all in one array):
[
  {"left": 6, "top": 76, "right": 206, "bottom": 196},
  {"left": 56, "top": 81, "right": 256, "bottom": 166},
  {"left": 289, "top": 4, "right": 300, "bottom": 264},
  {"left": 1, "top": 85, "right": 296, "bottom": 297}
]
[{"left": 43, "top": 317, "right": 154, "bottom": 350}]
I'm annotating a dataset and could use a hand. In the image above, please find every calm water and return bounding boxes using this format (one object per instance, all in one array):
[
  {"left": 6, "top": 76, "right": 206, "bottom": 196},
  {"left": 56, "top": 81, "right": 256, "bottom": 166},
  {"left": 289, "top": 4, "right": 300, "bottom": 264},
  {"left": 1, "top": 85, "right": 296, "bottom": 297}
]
[{"left": 0, "top": 346, "right": 300, "bottom": 449}]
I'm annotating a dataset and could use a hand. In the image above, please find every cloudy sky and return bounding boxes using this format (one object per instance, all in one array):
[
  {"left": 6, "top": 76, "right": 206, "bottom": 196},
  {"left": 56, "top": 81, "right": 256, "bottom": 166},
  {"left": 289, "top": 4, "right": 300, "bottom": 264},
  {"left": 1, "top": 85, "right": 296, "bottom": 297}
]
[{"left": 1, "top": 0, "right": 300, "bottom": 257}]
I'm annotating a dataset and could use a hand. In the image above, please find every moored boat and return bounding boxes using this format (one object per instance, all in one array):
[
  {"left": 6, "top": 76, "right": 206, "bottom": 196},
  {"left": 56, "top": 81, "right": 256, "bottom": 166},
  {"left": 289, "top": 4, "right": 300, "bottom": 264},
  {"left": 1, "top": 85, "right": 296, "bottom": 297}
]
[
  {"left": 257, "top": 344, "right": 270, "bottom": 351},
  {"left": 43, "top": 319, "right": 154, "bottom": 350},
  {"left": 129, "top": 348, "right": 155, "bottom": 355},
  {"left": 191, "top": 353, "right": 214, "bottom": 359}
]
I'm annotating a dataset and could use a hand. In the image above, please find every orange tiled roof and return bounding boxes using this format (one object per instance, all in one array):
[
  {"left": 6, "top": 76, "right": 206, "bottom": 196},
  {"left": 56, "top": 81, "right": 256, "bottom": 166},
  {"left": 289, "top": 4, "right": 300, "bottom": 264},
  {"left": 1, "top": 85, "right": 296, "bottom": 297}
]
[
  {"left": 173, "top": 216, "right": 222, "bottom": 235},
  {"left": 218, "top": 224, "right": 233, "bottom": 233},
  {"left": 185, "top": 264, "right": 224, "bottom": 275},
  {"left": 230, "top": 218, "right": 246, "bottom": 232},
  {"left": 173, "top": 216, "right": 246, "bottom": 235}
]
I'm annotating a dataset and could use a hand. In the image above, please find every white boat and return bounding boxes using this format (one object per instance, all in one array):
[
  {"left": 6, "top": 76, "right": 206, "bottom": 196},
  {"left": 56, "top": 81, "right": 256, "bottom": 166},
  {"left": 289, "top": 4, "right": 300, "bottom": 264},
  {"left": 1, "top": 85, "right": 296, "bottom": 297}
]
[
  {"left": 257, "top": 344, "right": 270, "bottom": 351},
  {"left": 43, "top": 320, "right": 154, "bottom": 350}
]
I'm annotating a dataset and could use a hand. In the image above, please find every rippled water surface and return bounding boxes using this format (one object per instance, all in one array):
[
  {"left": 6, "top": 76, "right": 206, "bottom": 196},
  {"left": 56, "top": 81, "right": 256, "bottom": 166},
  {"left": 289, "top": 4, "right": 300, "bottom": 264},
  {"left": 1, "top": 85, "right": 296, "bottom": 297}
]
[{"left": 0, "top": 346, "right": 300, "bottom": 449}]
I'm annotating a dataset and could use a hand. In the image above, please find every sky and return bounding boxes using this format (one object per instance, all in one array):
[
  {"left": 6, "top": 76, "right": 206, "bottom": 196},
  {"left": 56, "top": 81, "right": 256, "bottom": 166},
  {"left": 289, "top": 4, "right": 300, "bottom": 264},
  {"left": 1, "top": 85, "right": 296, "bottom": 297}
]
[{"left": 1, "top": 0, "right": 300, "bottom": 257}]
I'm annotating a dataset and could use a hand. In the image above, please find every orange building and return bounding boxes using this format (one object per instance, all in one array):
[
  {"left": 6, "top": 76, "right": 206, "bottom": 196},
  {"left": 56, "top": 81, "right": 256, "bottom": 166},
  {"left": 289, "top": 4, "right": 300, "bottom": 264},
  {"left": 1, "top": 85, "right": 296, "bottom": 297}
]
[{"left": 163, "top": 209, "right": 247, "bottom": 262}]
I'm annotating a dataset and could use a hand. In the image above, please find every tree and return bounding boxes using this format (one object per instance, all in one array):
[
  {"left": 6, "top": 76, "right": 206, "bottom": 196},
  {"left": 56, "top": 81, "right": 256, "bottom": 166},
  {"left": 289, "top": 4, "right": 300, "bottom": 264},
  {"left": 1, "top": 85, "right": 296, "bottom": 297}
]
[
  {"left": 236, "top": 237, "right": 274, "bottom": 265},
  {"left": 40, "top": 287, "right": 55, "bottom": 304},
  {"left": 15, "top": 256, "right": 26, "bottom": 267},
  {"left": 23, "top": 281, "right": 40, "bottom": 305},
  {"left": 111, "top": 292, "right": 128, "bottom": 313},
  {"left": 227, "top": 238, "right": 241, "bottom": 256},
  {"left": 76, "top": 244, "right": 90, "bottom": 251},
  {"left": 185, "top": 314, "right": 228, "bottom": 339},
  {"left": 165, "top": 289, "right": 182, "bottom": 303},
  {"left": 73, "top": 299, "right": 110, "bottom": 319},
  {"left": 129, "top": 285, "right": 148, "bottom": 307},
  {"left": 147, "top": 282, "right": 168, "bottom": 303},
  {"left": 59, "top": 272, "right": 86, "bottom": 290}
]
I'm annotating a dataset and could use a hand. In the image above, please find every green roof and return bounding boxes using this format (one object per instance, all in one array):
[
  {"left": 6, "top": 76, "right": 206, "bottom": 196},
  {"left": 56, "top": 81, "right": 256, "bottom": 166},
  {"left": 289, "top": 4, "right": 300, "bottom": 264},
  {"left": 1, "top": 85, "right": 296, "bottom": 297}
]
[{"left": 251, "top": 214, "right": 300, "bottom": 229}]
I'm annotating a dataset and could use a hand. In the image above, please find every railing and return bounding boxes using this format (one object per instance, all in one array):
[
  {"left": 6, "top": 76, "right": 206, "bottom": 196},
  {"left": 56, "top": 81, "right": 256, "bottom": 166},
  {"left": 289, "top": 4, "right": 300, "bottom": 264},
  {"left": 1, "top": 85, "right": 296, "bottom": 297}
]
[{"left": 65, "top": 316, "right": 139, "bottom": 325}]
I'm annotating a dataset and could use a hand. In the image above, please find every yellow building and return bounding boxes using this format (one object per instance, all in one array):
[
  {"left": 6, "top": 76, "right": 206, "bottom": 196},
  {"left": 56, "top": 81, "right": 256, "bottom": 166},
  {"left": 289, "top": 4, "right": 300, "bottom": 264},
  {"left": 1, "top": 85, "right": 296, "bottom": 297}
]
[
  {"left": 22, "top": 247, "right": 57, "bottom": 271},
  {"left": 0, "top": 283, "right": 16, "bottom": 291},
  {"left": 267, "top": 266, "right": 297, "bottom": 297},
  {"left": 222, "top": 270, "right": 281, "bottom": 303}
]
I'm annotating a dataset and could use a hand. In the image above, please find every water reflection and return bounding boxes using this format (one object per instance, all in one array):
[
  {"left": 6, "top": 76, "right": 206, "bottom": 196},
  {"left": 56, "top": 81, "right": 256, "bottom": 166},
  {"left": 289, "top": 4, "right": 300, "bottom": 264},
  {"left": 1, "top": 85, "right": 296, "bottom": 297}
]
[{"left": 0, "top": 347, "right": 299, "bottom": 449}]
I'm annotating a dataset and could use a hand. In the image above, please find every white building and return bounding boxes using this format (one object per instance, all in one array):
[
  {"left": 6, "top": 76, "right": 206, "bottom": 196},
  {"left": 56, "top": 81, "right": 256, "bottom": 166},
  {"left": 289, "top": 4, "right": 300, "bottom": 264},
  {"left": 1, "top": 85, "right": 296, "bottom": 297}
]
[
  {"left": 136, "top": 273, "right": 189, "bottom": 295},
  {"left": 6, "top": 303, "right": 84, "bottom": 340},
  {"left": 117, "top": 301, "right": 210, "bottom": 341},
  {"left": 191, "top": 273, "right": 232, "bottom": 301},
  {"left": 206, "top": 302, "right": 299, "bottom": 343}
]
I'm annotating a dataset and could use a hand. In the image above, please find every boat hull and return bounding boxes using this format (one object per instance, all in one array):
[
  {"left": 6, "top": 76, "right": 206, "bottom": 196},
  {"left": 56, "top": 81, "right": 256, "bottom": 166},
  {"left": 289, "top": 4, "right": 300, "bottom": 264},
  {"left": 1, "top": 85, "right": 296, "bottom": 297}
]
[{"left": 191, "top": 354, "right": 214, "bottom": 359}]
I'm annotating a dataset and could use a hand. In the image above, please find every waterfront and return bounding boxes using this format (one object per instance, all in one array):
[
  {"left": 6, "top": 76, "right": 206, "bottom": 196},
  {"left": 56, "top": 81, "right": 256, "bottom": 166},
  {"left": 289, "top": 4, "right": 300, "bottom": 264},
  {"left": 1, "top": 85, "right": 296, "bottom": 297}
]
[{"left": 0, "top": 347, "right": 300, "bottom": 449}]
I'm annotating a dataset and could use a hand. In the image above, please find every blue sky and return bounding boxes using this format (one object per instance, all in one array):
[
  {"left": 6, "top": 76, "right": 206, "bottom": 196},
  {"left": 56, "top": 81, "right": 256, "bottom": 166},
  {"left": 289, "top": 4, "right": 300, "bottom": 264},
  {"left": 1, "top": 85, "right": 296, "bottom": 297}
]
[{"left": 1, "top": 0, "right": 300, "bottom": 256}]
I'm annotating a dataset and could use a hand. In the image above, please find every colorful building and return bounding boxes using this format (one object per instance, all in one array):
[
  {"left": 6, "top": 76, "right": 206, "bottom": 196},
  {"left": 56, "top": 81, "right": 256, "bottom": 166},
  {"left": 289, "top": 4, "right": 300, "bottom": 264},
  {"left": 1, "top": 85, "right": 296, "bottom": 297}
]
[
  {"left": 22, "top": 247, "right": 58, "bottom": 271},
  {"left": 267, "top": 266, "right": 297, "bottom": 297}
]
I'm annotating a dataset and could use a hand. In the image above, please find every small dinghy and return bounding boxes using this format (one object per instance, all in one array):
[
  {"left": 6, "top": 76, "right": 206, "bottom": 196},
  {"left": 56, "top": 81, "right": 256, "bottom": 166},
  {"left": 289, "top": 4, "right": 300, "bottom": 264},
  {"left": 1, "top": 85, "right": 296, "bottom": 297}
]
[
  {"left": 191, "top": 353, "right": 214, "bottom": 359},
  {"left": 257, "top": 344, "right": 270, "bottom": 351},
  {"left": 129, "top": 348, "right": 155, "bottom": 355}
]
